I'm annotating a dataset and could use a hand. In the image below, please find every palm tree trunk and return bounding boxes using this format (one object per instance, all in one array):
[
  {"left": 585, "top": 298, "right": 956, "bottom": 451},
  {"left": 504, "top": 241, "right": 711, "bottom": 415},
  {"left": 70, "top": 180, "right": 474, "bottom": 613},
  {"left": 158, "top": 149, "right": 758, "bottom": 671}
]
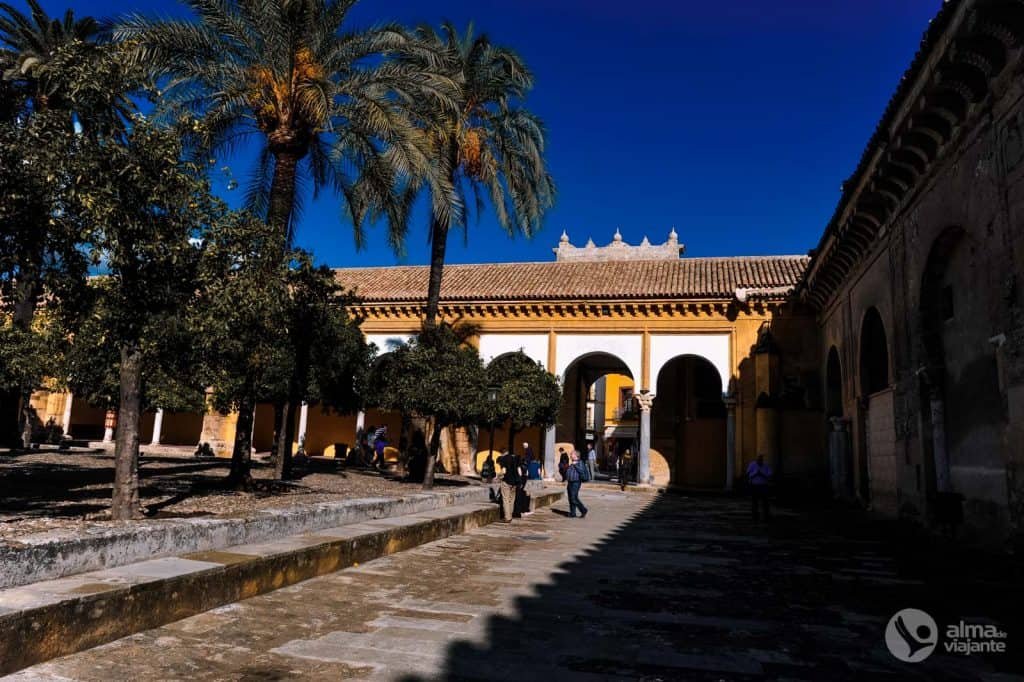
[
  {"left": 268, "top": 149, "right": 301, "bottom": 244},
  {"left": 422, "top": 419, "right": 445, "bottom": 490},
  {"left": 229, "top": 393, "right": 255, "bottom": 489},
  {"left": 112, "top": 343, "right": 143, "bottom": 520},
  {"left": 424, "top": 146, "right": 458, "bottom": 329},
  {"left": 424, "top": 216, "right": 449, "bottom": 329}
]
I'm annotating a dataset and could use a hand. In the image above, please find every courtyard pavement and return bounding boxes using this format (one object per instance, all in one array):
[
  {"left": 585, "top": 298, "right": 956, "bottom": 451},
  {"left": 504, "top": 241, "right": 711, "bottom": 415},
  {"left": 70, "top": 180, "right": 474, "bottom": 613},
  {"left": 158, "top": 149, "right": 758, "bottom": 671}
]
[{"left": 5, "top": 490, "right": 1021, "bottom": 681}]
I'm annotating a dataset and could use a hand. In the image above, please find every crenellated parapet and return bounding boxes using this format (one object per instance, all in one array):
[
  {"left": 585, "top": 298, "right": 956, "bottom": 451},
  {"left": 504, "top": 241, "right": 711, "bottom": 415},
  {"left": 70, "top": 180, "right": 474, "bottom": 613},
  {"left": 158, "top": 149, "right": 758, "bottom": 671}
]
[{"left": 553, "top": 228, "right": 685, "bottom": 262}]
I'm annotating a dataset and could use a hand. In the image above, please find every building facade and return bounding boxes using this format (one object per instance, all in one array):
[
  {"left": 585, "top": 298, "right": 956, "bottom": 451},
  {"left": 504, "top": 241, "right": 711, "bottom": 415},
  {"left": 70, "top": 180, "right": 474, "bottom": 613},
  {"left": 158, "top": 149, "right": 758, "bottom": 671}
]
[{"left": 24, "top": 0, "right": 1024, "bottom": 542}]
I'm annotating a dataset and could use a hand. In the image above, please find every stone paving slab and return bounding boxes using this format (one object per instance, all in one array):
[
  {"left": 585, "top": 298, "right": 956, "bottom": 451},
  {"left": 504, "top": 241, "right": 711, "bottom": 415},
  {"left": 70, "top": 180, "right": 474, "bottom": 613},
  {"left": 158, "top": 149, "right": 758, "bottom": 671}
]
[
  {"left": 4, "top": 490, "right": 1021, "bottom": 681},
  {"left": 0, "top": 489, "right": 564, "bottom": 676}
]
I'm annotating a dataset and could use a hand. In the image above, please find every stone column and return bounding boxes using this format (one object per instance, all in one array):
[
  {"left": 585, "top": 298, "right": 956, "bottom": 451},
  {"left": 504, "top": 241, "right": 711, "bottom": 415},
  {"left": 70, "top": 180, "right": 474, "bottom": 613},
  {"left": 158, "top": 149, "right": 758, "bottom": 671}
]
[
  {"left": 150, "top": 409, "right": 164, "bottom": 446},
  {"left": 724, "top": 394, "right": 737, "bottom": 491},
  {"left": 297, "top": 402, "right": 309, "bottom": 452},
  {"left": 544, "top": 426, "right": 556, "bottom": 480},
  {"left": 929, "top": 398, "right": 951, "bottom": 493},
  {"left": 636, "top": 391, "right": 655, "bottom": 485},
  {"left": 61, "top": 392, "right": 74, "bottom": 438},
  {"left": 102, "top": 410, "right": 117, "bottom": 443},
  {"left": 828, "top": 417, "right": 851, "bottom": 498}
]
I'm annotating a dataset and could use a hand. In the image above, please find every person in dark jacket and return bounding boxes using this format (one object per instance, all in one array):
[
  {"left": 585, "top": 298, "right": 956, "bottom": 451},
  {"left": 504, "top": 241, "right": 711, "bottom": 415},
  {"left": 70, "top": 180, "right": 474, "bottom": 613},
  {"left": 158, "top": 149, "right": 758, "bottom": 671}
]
[
  {"left": 564, "top": 451, "right": 589, "bottom": 518},
  {"left": 558, "top": 449, "right": 570, "bottom": 481},
  {"left": 497, "top": 450, "right": 520, "bottom": 522}
]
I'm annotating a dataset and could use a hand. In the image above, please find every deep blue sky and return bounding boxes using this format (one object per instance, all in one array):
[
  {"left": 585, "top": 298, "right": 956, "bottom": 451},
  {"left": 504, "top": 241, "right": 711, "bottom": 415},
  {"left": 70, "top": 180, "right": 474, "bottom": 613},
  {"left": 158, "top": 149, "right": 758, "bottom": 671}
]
[{"left": 48, "top": 0, "right": 940, "bottom": 265}]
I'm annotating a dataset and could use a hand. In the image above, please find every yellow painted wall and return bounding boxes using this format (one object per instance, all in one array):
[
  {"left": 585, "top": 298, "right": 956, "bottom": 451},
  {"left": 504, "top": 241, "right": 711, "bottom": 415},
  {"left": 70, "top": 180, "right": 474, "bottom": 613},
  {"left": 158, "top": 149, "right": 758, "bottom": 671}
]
[
  {"left": 602, "top": 373, "right": 635, "bottom": 423},
  {"left": 301, "top": 405, "right": 358, "bottom": 456},
  {"left": 161, "top": 411, "right": 204, "bottom": 445},
  {"left": 475, "top": 422, "right": 541, "bottom": 472}
]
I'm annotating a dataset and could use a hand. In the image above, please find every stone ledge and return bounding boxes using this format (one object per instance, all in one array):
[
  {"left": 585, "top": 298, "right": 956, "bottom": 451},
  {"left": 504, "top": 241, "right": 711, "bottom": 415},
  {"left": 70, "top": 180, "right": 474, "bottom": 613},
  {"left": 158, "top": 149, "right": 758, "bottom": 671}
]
[
  {"left": 0, "top": 488, "right": 564, "bottom": 676},
  {"left": 0, "top": 485, "right": 490, "bottom": 590}
]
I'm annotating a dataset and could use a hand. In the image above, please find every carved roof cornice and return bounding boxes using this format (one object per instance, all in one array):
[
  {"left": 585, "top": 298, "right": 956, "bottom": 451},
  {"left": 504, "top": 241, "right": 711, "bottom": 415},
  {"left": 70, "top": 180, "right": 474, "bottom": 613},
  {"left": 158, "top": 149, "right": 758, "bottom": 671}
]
[{"left": 799, "top": 0, "right": 1024, "bottom": 311}]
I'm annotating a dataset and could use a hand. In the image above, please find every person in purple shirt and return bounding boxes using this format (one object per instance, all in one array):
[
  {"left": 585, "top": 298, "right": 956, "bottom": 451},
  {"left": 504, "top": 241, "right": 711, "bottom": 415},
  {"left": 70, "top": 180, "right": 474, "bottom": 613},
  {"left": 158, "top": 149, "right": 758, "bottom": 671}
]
[{"left": 747, "top": 454, "right": 773, "bottom": 521}]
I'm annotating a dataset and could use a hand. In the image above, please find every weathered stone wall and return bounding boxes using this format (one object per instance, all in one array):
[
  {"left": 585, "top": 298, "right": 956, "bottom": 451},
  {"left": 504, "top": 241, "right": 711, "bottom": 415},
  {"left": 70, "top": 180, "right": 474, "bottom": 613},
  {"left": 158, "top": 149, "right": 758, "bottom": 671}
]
[{"left": 820, "top": 74, "right": 1024, "bottom": 542}]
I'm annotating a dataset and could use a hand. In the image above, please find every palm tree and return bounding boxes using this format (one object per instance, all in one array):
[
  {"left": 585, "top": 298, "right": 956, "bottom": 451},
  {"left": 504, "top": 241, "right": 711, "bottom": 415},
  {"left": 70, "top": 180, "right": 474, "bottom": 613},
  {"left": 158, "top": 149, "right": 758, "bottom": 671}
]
[
  {"left": 114, "top": 0, "right": 457, "bottom": 245},
  {"left": 408, "top": 23, "right": 555, "bottom": 328},
  {"left": 114, "top": 0, "right": 458, "bottom": 482}
]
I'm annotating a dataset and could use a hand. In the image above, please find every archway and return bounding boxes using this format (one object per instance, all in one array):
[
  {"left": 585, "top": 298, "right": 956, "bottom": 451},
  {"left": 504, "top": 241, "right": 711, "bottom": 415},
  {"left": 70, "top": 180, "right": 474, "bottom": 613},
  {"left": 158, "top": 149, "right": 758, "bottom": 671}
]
[
  {"left": 825, "top": 346, "right": 843, "bottom": 418},
  {"left": 859, "top": 308, "right": 890, "bottom": 396},
  {"left": 918, "top": 226, "right": 1004, "bottom": 500},
  {"left": 858, "top": 307, "right": 894, "bottom": 510},
  {"left": 476, "top": 352, "right": 545, "bottom": 471},
  {"left": 652, "top": 355, "right": 726, "bottom": 488},
  {"left": 825, "top": 346, "right": 852, "bottom": 497},
  {"left": 555, "top": 352, "right": 639, "bottom": 480}
]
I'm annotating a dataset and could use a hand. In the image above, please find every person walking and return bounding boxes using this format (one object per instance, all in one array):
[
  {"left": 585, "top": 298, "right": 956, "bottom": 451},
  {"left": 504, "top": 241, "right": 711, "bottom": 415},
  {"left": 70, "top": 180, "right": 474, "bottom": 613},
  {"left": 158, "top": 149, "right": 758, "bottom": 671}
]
[
  {"left": 618, "top": 449, "right": 633, "bottom": 491},
  {"left": 373, "top": 427, "right": 388, "bottom": 469},
  {"left": 480, "top": 452, "right": 497, "bottom": 484},
  {"left": 497, "top": 450, "right": 520, "bottom": 523},
  {"left": 747, "top": 454, "right": 773, "bottom": 521},
  {"left": 565, "top": 451, "right": 589, "bottom": 518},
  {"left": 586, "top": 441, "right": 597, "bottom": 480}
]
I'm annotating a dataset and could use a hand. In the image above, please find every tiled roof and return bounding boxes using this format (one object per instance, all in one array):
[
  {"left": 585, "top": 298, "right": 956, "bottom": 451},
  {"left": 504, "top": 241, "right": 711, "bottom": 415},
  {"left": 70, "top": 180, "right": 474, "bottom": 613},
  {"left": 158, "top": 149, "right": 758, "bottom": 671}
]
[{"left": 333, "top": 255, "right": 810, "bottom": 303}]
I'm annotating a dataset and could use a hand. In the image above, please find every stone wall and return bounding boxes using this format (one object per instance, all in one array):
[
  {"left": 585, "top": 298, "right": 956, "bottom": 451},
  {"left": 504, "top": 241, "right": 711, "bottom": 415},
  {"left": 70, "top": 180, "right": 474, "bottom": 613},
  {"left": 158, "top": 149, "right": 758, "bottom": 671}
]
[{"left": 818, "top": 74, "right": 1024, "bottom": 542}]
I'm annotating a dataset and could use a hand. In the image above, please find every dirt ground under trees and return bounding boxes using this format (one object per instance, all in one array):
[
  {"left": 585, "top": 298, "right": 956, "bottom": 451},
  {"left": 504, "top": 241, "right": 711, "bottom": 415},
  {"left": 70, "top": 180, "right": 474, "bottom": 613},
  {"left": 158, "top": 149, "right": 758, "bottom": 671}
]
[{"left": 0, "top": 446, "right": 472, "bottom": 545}]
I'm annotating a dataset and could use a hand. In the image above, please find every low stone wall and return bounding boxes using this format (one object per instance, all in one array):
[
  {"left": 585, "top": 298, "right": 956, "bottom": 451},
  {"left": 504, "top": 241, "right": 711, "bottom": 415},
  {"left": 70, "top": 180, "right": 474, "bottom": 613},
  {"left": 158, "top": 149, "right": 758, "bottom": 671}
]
[
  {"left": 0, "top": 486, "right": 488, "bottom": 590},
  {"left": 0, "top": 489, "right": 563, "bottom": 676}
]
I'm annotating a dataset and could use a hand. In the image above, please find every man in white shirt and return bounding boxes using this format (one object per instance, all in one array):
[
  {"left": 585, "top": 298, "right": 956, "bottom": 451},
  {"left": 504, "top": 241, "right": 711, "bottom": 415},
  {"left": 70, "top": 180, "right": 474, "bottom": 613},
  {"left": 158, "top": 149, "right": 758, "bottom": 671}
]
[
  {"left": 746, "top": 454, "right": 773, "bottom": 521},
  {"left": 586, "top": 442, "right": 597, "bottom": 481}
]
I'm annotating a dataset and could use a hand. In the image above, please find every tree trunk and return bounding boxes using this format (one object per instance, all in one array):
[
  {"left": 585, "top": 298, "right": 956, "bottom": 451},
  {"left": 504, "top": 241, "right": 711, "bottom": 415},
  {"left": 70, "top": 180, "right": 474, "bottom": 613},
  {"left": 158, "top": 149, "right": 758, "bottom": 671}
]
[
  {"left": 274, "top": 400, "right": 295, "bottom": 480},
  {"left": 268, "top": 149, "right": 302, "bottom": 245},
  {"left": 424, "top": 148, "right": 458, "bottom": 329},
  {"left": 269, "top": 401, "right": 285, "bottom": 467},
  {"left": 111, "top": 344, "right": 144, "bottom": 520},
  {"left": 507, "top": 427, "right": 518, "bottom": 457},
  {"left": 422, "top": 419, "right": 445, "bottom": 490},
  {"left": 229, "top": 394, "right": 255, "bottom": 489},
  {"left": 2, "top": 244, "right": 44, "bottom": 448},
  {"left": 424, "top": 216, "right": 449, "bottom": 330}
]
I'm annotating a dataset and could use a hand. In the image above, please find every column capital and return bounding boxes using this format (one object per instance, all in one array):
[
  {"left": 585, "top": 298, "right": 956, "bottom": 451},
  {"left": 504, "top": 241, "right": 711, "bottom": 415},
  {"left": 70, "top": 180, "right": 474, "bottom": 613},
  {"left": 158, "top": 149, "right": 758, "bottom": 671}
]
[
  {"left": 829, "top": 416, "right": 851, "bottom": 431},
  {"left": 635, "top": 391, "right": 655, "bottom": 412}
]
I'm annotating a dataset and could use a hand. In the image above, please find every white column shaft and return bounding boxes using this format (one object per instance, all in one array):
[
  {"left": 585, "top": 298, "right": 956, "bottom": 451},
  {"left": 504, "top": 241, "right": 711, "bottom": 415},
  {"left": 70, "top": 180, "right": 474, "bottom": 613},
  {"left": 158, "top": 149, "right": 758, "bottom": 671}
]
[{"left": 150, "top": 409, "right": 164, "bottom": 446}]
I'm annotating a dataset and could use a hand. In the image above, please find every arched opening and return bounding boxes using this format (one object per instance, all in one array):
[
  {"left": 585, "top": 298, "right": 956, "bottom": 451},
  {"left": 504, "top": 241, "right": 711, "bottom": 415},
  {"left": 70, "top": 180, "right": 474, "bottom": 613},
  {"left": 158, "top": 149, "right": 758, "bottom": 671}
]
[
  {"left": 858, "top": 307, "right": 894, "bottom": 511},
  {"left": 824, "top": 346, "right": 853, "bottom": 498},
  {"left": 476, "top": 353, "right": 545, "bottom": 471},
  {"left": 825, "top": 346, "right": 843, "bottom": 418},
  {"left": 859, "top": 307, "right": 890, "bottom": 396},
  {"left": 652, "top": 355, "right": 725, "bottom": 488},
  {"left": 555, "top": 352, "right": 636, "bottom": 480},
  {"left": 918, "top": 226, "right": 1005, "bottom": 501}
]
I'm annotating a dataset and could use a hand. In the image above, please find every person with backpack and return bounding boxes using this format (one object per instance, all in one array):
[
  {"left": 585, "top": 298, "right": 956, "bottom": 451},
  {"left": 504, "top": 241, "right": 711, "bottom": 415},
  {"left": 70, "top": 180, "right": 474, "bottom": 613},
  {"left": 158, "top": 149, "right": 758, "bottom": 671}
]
[
  {"left": 497, "top": 450, "right": 520, "bottom": 523},
  {"left": 565, "top": 450, "right": 590, "bottom": 518}
]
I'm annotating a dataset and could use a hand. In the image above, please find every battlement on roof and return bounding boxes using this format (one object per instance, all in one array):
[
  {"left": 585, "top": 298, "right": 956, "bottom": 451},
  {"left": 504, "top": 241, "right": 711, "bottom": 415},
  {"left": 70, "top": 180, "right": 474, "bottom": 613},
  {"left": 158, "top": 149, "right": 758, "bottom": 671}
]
[{"left": 553, "top": 228, "right": 685, "bottom": 262}]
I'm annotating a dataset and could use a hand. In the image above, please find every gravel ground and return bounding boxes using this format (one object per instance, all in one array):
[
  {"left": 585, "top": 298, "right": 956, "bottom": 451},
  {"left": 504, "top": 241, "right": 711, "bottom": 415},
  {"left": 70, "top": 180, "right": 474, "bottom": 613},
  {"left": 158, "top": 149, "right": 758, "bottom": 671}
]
[{"left": 0, "top": 446, "right": 474, "bottom": 545}]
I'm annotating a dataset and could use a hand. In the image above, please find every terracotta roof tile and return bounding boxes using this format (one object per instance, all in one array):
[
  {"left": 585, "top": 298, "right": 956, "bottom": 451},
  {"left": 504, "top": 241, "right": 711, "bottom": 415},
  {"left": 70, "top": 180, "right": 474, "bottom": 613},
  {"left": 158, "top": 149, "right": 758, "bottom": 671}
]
[{"left": 333, "top": 255, "right": 810, "bottom": 303}]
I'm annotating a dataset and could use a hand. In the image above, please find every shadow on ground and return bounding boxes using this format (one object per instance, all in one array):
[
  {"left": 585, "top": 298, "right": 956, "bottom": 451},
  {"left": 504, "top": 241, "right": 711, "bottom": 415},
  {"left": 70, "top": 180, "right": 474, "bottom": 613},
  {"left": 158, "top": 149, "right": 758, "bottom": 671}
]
[
  {"left": 0, "top": 449, "right": 469, "bottom": 523},
  {"left": 412, "top": 492, "right": 1023, "bottom": 681}
]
